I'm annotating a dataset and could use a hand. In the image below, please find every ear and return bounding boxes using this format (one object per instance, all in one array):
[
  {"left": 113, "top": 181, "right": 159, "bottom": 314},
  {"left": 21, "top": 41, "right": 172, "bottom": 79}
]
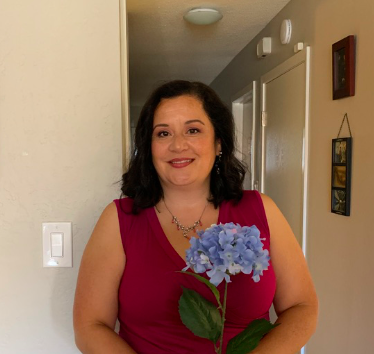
[{"left": 215, "top": 139, "right": 221, "bottom": 155}]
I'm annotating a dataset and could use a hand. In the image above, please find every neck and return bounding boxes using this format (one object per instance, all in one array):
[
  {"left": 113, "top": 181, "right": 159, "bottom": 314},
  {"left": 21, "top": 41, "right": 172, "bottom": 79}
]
[
  {"left": 161, "top": 184, "right": 211, "bottom": 210},
  {"left": 159, "top": 185, "right": 212, "bottom": 239}
]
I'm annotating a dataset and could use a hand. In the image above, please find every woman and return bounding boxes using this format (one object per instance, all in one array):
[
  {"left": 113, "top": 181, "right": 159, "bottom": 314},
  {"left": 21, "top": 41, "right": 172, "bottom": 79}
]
[{"left": 73, "top": 80, "right": 318, "bottom": 353}]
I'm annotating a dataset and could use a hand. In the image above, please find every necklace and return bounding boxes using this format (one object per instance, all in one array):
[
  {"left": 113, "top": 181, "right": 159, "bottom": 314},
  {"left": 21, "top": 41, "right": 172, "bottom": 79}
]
[{"left": 163, "top": 199, "right": 208, "bottom": 239}]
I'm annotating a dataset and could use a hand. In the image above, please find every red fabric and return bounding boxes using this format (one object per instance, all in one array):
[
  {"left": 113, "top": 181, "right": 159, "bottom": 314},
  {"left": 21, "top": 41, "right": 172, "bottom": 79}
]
[{"left": 113, "top": 190, "right": 276, "bottom": 354}]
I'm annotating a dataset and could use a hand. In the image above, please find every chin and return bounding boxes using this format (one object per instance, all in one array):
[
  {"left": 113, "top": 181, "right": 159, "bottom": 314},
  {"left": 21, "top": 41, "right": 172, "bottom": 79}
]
[
  {"left": 172, "top": 176, "right": 211, "bottom": 189},
  {"left": 170, "top": 178, "right": 195, "bottom": 187},
  {"left": 161, "top": 175, "right": 198, "bottom": 188}
]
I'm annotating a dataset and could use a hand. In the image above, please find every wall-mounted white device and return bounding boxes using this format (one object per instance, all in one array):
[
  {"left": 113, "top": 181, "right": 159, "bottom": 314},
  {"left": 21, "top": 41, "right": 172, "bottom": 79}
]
[
  {"left": 294, "top": 42, "right": 304, "bottom": 53},
  {"left": 280, "top": 19, "right": 292, "bottom": 44},
  {"left": 42, "top": 222, "right": 72, "bottom": 267},
  {"left": 257, "top": 37, "right": 272, "bottom": 58}
]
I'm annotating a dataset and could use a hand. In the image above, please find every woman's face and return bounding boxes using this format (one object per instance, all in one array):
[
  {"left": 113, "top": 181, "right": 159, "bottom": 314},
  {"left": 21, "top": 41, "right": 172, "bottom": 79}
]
[{"left": 151, "top": 95, "right": 220, "bottom": 190}]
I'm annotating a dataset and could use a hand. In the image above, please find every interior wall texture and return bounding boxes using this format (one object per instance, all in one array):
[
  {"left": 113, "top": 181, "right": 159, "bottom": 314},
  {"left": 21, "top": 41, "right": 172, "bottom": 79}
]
[
  {"left": 211, "top": 0, "right": 374, "bottom": 352},
  {"left": 0, "top": 1, "right": 122, "bottom": 353}
]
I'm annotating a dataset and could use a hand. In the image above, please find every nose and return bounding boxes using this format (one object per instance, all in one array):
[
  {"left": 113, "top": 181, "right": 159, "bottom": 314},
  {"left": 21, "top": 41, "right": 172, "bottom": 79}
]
[{"left": 169, "top": 134, "right": 188, "bottom": 152}]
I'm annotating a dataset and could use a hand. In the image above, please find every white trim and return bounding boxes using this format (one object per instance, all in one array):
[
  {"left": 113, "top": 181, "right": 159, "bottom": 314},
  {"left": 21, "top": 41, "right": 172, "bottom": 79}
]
[
  {"left": 119, "top": 0, "right": 131, "bottom": 172},
  {"left": 260, "top": 84, "right": 266, "bottom": 193},
  {"left": 232, "top": 82, "right": 256, "bottom": 102},
  {"left": 251, "top": 81, "right": 257, "bottom": 190},
  {"left": 302, "top": 47, "right": 311, "bottom": 258},
  {"left": 261, "top": 47, "right": 309, "bottom": 84}
]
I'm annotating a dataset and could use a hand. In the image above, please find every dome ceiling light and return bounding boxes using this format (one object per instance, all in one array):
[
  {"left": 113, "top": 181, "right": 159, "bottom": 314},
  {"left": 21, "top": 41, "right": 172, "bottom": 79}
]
[{"left": 184, "top": 8, "right": 223, "bottom": 25}]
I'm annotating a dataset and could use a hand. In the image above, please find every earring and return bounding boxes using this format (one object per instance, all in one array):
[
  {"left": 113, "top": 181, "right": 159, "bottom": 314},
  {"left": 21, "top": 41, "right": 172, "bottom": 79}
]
[{"left": 215, "top": 151, "right": 222, "bottom": 175}]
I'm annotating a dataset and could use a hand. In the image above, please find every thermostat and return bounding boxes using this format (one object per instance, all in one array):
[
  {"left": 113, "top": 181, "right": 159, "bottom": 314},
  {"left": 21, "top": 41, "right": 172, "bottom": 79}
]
[{"left": 280, "top": 19, "right": 292, "bottom": 44}]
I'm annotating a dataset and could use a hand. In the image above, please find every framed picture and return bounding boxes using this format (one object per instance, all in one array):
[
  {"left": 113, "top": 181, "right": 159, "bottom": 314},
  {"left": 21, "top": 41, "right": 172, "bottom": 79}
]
[
  {"left": 332, "top": 35, "right": 355, "bottom": 100},
  {"left": 331, "top": 137, "right": 352, "bottom": 216}
]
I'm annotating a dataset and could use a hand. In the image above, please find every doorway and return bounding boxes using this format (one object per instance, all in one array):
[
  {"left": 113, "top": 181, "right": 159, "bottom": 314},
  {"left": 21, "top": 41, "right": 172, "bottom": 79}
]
[
  {"left": 232, "top": 81, "right": 258, "bottom": 190},
  {"left": 261, "top": 46, "right": 311, "bottom": 354},
  {"left": 261, "top": 47, "right": 311, "bottom": 252}
]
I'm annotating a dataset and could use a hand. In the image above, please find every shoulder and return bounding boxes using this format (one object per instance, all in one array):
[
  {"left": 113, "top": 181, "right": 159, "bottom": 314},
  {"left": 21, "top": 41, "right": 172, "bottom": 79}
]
[
  {"left": 112, "top": 197, "right": 152, "bottom": 249},
  {"left": 242, "top": 190, "right": 260, "bottom": 199},
  {"left": 258, "top": 193, "right": 288, "bottom": 225},
  {"left": 234, "top": 190, "right": 267, "bottom": 215},
  {"left": 78, "top": 201, "right": 125, "bottom": 279},
  {"left": 230, "top": 190, "right": 262, "bottom": 207},
  {"left": 90, "top": 202, "right": 122, "bottom": 245},
  {"left": 102, "top": 201, "right": 118, "bottom": 217},
  {"left": 258, "top": 192, "right": 276, "bottom": 212},
  {"left": 113, "top": 197, "right": 134, "bottom": 214},
  {"left": 223, "top": 190, "right": 267, "bottom": 215},
  {"left": 76, "top": 201, "right": 125, "bottom": 292}
]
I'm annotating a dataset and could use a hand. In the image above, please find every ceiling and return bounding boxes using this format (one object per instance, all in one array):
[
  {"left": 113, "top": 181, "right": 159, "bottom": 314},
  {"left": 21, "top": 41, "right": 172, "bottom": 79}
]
[{"left": 127, "top": 0, "right": 291, "bottom": 107}]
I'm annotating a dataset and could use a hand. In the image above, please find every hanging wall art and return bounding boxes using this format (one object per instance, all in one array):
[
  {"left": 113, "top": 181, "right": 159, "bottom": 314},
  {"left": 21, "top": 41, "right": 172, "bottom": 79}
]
[
  {"left": 332, "top": 35, "right": 355, "bottom": 100},
  {"left": 331, "top": 114, "right": 352, "bottom": 216}
]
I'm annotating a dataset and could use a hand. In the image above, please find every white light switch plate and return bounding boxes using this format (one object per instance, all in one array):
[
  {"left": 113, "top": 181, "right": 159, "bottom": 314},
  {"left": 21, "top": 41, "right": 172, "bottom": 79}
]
[{"left": 42, "top": 222, "right": 72, "bottom": 267}]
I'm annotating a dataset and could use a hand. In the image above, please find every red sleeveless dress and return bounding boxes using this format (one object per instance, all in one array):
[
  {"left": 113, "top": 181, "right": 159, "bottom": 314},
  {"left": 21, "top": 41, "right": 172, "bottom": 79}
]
[{"left": 113, "top": 190, "right": 276, "bottom": 354}]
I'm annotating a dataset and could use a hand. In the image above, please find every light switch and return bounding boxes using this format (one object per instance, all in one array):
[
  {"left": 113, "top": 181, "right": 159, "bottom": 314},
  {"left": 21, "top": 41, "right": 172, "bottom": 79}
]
[
  {"left": 42, "top": 222, "right": 72, "bottom": 267},
  {"left": 51, "top": 232, "right": 64, "bottom": 257}
]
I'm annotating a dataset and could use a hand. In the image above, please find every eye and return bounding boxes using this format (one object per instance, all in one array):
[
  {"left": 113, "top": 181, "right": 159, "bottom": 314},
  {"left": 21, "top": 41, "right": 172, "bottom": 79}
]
[
  {"left": 187, "top": 128, "right": 200, "bottom": 135},
  {"left": 156, "top": 130, "right": 170, "bottom": 138}
]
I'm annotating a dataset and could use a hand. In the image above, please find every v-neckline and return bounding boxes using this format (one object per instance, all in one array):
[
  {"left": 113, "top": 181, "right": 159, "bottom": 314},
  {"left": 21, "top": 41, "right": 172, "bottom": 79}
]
[{"left": 147, "top": 201, "right": 225, "bottom": 268}]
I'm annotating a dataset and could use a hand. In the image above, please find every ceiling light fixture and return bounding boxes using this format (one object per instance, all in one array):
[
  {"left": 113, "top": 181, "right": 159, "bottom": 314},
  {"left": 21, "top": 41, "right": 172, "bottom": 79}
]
[{"left": 184, "top": 8, "right": 223, "bottom": 25}]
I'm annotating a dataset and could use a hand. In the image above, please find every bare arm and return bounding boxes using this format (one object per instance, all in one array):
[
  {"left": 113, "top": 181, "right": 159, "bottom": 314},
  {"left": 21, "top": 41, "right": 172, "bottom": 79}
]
[
  {"left": 73, "top": 202, "right": 137, "bottom": 354},
  {"left": 251, "top": 194, "right": 318, "bottom": 354}
]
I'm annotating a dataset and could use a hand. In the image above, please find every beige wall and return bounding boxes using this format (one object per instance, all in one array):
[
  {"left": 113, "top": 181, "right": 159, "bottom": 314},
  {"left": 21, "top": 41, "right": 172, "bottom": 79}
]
[
  {"left": 1, "top": 0, "right": 373, "bottom": 352},
  {"left": 0, "top": 1, "right": 123, "bottom": 353},
  {"left": 211, "top": 0, "right": 374, "bottom": 352}
]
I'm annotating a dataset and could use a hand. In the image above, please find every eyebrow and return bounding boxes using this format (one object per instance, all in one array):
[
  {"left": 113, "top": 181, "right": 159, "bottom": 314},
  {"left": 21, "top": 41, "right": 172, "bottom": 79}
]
[{"left": 153, "top": 119, "right": 205, "bottom": 131}]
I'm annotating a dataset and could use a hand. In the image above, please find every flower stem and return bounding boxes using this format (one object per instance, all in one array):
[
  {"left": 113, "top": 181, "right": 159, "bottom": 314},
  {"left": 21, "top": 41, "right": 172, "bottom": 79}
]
[{"left": 218, "top": 281, "right": 228, "bottom": 354}]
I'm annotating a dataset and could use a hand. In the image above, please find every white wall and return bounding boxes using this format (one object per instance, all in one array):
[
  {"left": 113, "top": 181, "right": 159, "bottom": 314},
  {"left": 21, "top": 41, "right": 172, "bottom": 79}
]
[
  {"left": 0, "top": 1, "right": 123, "bottom": 353},
  {"left": 211, "top": 0, "right": 374, "bottom": 352}
]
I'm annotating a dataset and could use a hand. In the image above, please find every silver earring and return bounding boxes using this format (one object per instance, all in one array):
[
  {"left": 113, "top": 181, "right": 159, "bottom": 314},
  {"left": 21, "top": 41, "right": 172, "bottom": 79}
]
[{"left": 215, "top": 151, "right": 222, "bottom": 175}]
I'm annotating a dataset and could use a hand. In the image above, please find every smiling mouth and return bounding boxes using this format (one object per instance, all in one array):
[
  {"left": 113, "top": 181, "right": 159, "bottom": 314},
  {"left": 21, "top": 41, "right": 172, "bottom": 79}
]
[{"left": 168, "top": 159, "right": 194, "bottom": 167}]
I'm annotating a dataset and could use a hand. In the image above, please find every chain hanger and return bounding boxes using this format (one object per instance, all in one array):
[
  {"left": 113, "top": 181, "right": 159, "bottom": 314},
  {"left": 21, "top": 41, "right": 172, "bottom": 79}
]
[{"left": 337, "top": 113, "right": 352, "bottom": 138}]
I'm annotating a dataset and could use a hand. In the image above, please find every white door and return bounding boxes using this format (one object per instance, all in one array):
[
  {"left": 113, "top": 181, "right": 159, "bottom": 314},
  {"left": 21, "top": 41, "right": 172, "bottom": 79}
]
[
  {"left": 261, "top": 48, "right": 310, "bottom": 250},
  {"left": 261, "top": 46, "right": 311, "bottom": 354}
]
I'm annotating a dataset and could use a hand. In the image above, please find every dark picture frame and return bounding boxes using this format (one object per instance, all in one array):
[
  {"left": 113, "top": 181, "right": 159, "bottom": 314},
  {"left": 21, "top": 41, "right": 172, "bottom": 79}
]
[
  {"left": 331, "top": 137, "right": 352, "bottom": 216},
  {"left": 332, "top": 35, "right": 355, "bottom": 100}
]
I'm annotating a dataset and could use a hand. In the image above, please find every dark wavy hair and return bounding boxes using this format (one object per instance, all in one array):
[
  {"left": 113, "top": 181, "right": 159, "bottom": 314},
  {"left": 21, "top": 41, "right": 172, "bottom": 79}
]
[{"left": 121, "top": 80, "right": 245, "bottom": 214}]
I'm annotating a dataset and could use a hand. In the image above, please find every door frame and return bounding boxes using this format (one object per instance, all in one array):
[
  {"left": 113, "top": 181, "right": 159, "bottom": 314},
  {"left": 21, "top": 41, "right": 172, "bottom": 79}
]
[
  {"left": 120, "top": 0, "right": 131, "bottom": 171},
  {"left": 260, "top": 47, "right": 311, "bottom": 256},
  {"left": 232, "top": 81, "right": 257, "bottom": 189}
]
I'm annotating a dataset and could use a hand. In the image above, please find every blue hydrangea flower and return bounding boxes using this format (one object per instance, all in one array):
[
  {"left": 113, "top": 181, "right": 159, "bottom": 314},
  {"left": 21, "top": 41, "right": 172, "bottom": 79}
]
[{"left": 183, "top": 223, "right": 270, "bottom": 286}]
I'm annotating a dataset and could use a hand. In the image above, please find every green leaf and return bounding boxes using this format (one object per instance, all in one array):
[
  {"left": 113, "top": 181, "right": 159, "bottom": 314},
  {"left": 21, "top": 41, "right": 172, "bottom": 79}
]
[
  {"left": 226, "top": 319, "right": 279, "bottom": 354},
  {"left": 177, "top": 271, "right": 222, "bottom": 308},
  {"left": 178, "top": 287, "right": 222, "bottom": 343}
]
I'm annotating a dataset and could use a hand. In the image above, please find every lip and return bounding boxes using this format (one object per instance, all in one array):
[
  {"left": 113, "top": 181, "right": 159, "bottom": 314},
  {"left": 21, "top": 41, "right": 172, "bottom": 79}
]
[{"left": 168, "top": 158, "right": 194, "bottom": 168}]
